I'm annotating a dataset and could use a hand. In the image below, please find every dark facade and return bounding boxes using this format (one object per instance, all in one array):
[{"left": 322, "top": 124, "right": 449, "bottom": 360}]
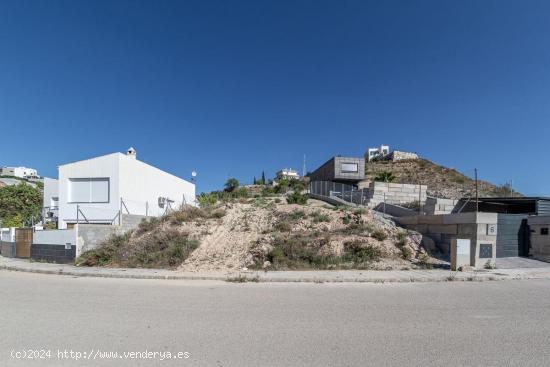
[
  {"left": 454, "top": 197, "right": 550, "bottom": 216},
  {"left": 309, "top": 156, "right": 365, "bottom": 183},
  {"left": 31, "top": 243, "right": 76, "bottom": 264}
]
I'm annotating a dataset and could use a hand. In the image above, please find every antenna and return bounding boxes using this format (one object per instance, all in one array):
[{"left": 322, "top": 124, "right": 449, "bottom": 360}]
[{"left": 302, "top": 154, "right": 306, "bottom": 177}]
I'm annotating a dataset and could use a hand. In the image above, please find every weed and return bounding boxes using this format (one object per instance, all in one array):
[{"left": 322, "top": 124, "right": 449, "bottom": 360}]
[
  {"left": 310, "top": 211, "right": 331, "bottom": 223},
  {"left": 286, "top": 191, "right": 308, "bottom": 205},
  {"left": 371, "top": 229, "right": 388, "bottom": 241}
]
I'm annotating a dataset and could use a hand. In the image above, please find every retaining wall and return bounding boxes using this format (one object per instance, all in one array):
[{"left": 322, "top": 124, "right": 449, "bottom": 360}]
[{"left": 396, "top": 212, "right": 498, "bottom": 266}]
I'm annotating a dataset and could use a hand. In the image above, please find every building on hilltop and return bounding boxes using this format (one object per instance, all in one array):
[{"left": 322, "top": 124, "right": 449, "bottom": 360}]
[
  {"left": 276, "top": 168, "right": 300, "bottom": 181},
  {"left": 0, "top": 166, "right": 40, "bottom": 179},
  {"left": 365, "top": 145, "right": 418, "bottom": 162}
]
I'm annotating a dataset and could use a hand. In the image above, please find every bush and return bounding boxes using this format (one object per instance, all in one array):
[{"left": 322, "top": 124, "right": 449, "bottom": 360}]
[
  {"left": 374, "top": 171, "right": 396, "bottom": 183},
  {"left": 77, "top": 228, "right": 199, "bottom": 269},
  {"left": 224, "top": 178, "right": 240, "bottom": 192},
  {"left": 310, "top": 211, "right": 330, "bottom": 223},
  {"left": 371, "top": 229, "right": 388, "bottom": 241},
  {"left": 342, "top": 240, "right": 383, "bottom": 264},
  {"left": 286, "top": 192, "right": 308, "bottom": 205},
  {"left": 288, "top": 210, "right": 306, "bottom": 221},
  {"left": 197, "top": 193, "right": 217, "bottom": 207}
]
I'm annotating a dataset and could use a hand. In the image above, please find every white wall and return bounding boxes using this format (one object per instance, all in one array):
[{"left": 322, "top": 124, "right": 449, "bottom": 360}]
[
  {"left": 118, "top": 154, "right": 195, "bottom": 216},
  {"left": 33, "top": 228, "right": 77, "bottom": 246},
  {"left": 58, "top": 153, "right": 121, "bottom": 229},
  {"left": 43, "top": 177, "right": 59, "bottom": 209}
]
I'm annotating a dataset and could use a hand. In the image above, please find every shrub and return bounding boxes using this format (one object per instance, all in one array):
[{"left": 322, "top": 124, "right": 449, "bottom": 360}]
[
  {"left": 168, "top": 207, "right": 209, "bottom": 225},
  {"left": 224, "top": 178, "right": 240, "bottom": 192},
  {"left": 374, "top": 171, "right": 396, "bottom": 183},
  {"left": 197, "top": 193, "right": 217, "bottom": 207},
  {"left": 275, "top": 221, "right": 293, "bottom": 232},
  {"left": 371, "top": 229, "right": 388, "bottom": 241},
  {"left": 274, "top": 198, "right": 281, "bottom": 203},
  {"left": 77, "top": 229, "right": 199, "bottom": 269},
  {"left": 310, "top": 211, "right": 330, "bottom": 223},
  {"left": 288, "top": 210, "right": 306, "bottom": 221},
  {"left": 286, "top": 192, "right": 308, "bottom": 205},
  {"left": 342, "top": 240, "right": 383, "bottom": 264}
]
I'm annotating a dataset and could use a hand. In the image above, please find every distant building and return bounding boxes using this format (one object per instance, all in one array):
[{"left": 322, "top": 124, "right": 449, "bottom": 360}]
[
  {"left": 276, "top": 168, "right": 300, "bottom": 181},
  {"left": 0, "top": 166, "right": 39, "bottom": 179},
  {"left": 366, "top": 145, "right": 390, "bottom": 162},
  {"left": 365, "top": 145, "right": 418, "bottom": 162},
  {"left": 309, "top": 156, "right": 365, "bottom": 184}
]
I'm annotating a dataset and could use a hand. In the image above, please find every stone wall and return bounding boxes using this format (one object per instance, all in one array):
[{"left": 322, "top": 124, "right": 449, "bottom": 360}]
[
  {"left": 528, "top": 216, "right": 550, "bottom": 262},
  {"left": 388, "top": 151, "right": 418, "bottom": 161}
]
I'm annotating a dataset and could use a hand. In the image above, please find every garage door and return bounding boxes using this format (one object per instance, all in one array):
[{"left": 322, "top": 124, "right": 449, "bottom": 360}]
[{"left": 496, "top": 214, "right": 529, "bottom": 257}]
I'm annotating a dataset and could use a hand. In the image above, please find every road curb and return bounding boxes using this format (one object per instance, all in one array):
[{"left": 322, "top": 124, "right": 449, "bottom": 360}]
[{"left": 1, "top": 263, "right": 542, "bottom": 283}]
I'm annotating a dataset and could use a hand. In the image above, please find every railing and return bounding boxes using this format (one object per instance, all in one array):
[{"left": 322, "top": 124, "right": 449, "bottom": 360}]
[{"left": 73, "top": 197, "right": 190, "bottom": 226}]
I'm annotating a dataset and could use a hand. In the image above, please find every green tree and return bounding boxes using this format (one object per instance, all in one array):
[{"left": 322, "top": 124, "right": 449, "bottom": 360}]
[
  {"left": 0, "top": 183, "right": 42, "bottom": 227},
  {"left": 374, "top": 171, "right": 396, "bottom": 183},
  {"left": 224, "top": 178, "right": 240, "bottom": 192},
  {"left": 261, "top": 171, "right": 266, "bottom": 185}
]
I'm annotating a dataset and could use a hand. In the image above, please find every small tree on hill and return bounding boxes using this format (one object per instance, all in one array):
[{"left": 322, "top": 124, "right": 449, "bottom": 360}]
[
  {"left": 224, "top": 178, "right": 240, "bottom": 192},
  {"left": 374, "top": 171, "right": 396, "bottom": 183},
  {"left": 261, "top": 171, "right": 266, "bottom": 185}
]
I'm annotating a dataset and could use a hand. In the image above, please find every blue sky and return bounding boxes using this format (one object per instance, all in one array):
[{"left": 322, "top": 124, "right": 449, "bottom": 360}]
[{"left": 0, "top": 0, "right": 549, "bottom": 194}]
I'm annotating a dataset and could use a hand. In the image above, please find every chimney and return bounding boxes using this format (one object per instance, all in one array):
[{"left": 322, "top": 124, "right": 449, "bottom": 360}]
[{"left": 126, "top": 147, "right": 137, "bottom": 159}]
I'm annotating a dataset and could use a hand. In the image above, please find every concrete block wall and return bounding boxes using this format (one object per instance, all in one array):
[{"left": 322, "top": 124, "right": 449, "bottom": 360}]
[
  {"left": 31, "top": 244, "right": 76, "bottom": 264},
  {"left": 423, "top": 197, "right": 459, "bottom": 215},
  {"left": 366, "top": 182, "right": 427, "bottom": 207},
  {"left": 528, "top": 216, "right": 550, "bottom": 262}
]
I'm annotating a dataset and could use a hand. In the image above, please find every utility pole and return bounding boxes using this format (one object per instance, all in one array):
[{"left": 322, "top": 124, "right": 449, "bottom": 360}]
[
  {"left": 475, "top": 168, "right": 479, "bottom": 214},
  {"left": 510, "top": 179, "right": 514, "bottom": 198},
  {"left": 302, "top": 154, "right": 306, "bottom": 177}
]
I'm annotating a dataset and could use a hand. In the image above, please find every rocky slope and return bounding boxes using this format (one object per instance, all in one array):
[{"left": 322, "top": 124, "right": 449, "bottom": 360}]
[{"left": 365, "top": 158, "right": 516, "bottom": 199}]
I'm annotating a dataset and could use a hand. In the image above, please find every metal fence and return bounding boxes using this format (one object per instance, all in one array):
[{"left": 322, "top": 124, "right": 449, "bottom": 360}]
[{"left": 309, "top": 180, "right": 370, "bottom": 206}]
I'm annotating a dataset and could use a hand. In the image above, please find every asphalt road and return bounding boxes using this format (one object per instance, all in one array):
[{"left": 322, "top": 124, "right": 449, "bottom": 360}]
[{"left": 1, "top": 271, "right": 550, "bottom": 367}]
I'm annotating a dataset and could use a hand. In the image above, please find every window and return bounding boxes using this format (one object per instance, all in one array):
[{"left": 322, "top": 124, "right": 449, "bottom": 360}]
[
  {"left": 68, "top": 178, "right": 110, "bottom": 203},
  {"left": 541, "top": 228, "right": 549, "bottom": 236},
  {"left": 341, "top": 163, "right": 358, "bottom": 173}
]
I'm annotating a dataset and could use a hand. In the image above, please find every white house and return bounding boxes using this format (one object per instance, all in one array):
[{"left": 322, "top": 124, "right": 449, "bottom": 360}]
[
  {"left": 276, "top": 168, "right": 300, "bottom": 181},
  {"left": 366, "top": 145, "right": 390, "bottom": 162},
  {"left": 56, "top": 148, "right": 195, "bottom": 229},
  {"left": 0, "top": 166, "right": 39, "bottom": 178}
]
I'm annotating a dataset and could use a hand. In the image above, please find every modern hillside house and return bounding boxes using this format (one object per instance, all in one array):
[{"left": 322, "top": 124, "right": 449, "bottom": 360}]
[{"left": 53, "top": 148, "right": 195, "bottom": 229}]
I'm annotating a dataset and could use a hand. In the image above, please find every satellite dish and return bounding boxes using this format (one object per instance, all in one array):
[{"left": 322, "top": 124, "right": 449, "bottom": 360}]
[{"left": 191, "top": 171, "right": 197, "bottom": 178}]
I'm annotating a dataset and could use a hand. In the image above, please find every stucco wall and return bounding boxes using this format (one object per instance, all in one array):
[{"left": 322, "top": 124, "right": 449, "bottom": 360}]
[{"left": 58, "top": 153, "right": 121, "bottom": 229}]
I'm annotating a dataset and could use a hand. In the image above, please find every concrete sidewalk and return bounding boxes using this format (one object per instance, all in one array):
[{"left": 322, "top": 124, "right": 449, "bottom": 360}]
[{"left": 2, "top": 256, "right": 550, "bottom": 283}]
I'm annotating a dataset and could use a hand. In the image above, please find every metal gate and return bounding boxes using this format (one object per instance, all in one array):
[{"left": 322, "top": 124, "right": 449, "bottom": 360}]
[
  {"left": 15, "top": 228, "right": 33, "bottom": 258},
  {"left": 496, "top": 215, "right": 529, "bottom": 257}
]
